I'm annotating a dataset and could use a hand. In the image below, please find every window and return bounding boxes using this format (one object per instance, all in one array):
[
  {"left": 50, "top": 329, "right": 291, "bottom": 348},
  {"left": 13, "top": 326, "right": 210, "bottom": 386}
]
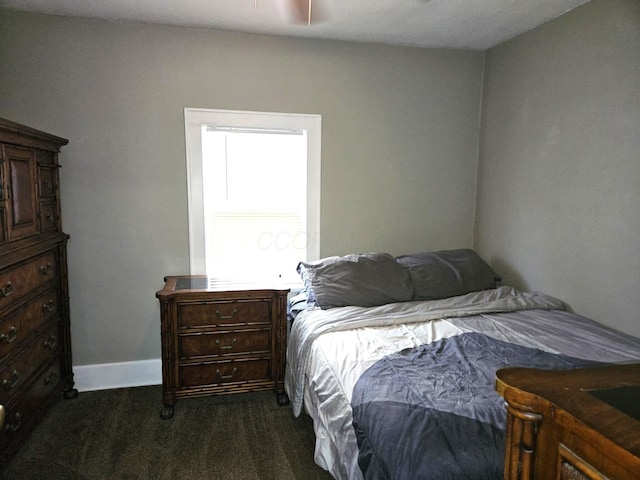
[{"left": 184, "top": 108, "right": 321, "bottom": 287}]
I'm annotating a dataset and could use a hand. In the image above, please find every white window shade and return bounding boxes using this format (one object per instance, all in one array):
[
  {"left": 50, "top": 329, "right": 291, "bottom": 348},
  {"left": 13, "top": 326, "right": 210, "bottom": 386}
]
[{"left": 184, "top": 109, "right": 321, "bottom": 287}]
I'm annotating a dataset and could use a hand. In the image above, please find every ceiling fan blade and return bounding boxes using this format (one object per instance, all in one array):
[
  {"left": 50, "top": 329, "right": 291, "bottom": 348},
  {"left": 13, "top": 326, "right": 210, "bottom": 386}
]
[
  {"left": 280, "top": 0, "right": 326, "bottom": 25},
  {"left": 290, "top": 0, "right": 310, "bottom": 24}
]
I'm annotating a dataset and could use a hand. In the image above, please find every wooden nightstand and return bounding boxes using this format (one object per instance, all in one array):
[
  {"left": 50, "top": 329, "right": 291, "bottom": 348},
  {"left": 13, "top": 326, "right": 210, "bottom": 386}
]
[{"left": 156, "top": 276, "right": 289, "bottom": 419}]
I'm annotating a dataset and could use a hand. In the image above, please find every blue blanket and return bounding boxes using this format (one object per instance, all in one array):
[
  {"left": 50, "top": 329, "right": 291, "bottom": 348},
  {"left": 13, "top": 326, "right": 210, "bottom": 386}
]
[{"left": 351, "top": 333, "right": 600, "bottom": 480}]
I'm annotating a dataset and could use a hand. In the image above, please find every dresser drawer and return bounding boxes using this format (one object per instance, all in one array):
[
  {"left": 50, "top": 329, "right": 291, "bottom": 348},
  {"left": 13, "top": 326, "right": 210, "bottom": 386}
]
[
  {"left": 38, "top": 202, "right": 58, "bottom": 233},
  {"left": 37, "top": 166, "right": 57, "bottom": 198},
  {"left": 34, "top": 150, "right": 55, "bottom": 166},
  {"left": 0, "top": 360, "right": 60, "bottom": 452},
  {"left": 178, "top": 300, "right": 270, "bottom": 329},
  {"left": 0, "top": 324, "right": 59, "bottom": 404},
  {"left": 0, "top": 287, "right": 59, "bottom": 362},
  {"left": 179, "top": 328, "right": 271, "bottom": 359},
  {"left": 180, "top": 358, "right": 270, "bottom": 388},
  {"left": 0, "top": 252, "right": 57, "bottom": 312}
]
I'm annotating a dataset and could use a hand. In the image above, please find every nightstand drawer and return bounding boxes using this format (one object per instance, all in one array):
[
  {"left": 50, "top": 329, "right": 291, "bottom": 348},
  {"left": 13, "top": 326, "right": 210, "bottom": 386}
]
[
  {"left": 180, "top": 358, "right": 270, "bottom": 388},
  {"left": 179, "top": 328, "right": 271, "bottom": 358},
  {"left": 178, "top": 300, "right": 270, "bottom": 329}
]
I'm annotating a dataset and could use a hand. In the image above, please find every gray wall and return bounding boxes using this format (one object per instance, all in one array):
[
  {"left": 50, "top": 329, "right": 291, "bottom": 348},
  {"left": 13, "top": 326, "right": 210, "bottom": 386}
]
[
  {"left": 476, "top": 0, "right": 640, "bottom": 337},
  {"left": 0, "top": 10, "right": 484, "bottom": 366}
]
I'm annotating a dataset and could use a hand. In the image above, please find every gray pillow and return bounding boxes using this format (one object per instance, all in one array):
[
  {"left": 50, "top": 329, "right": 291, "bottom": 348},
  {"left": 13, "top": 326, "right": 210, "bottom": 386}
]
[
  {"left": 297, "top": 252, "right": 414, "bottom": 309},
  {"left": 395, "top": 249, "right": 501, "bottom": 301}
]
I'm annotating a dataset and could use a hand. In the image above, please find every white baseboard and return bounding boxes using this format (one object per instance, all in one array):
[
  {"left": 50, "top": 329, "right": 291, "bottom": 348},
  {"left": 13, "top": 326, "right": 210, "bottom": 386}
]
[{"left": 73, "top": 358, "right": 162, "bottom": 392}]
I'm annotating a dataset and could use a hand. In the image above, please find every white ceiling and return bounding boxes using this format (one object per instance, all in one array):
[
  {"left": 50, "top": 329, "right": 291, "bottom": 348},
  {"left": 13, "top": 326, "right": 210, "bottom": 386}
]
[{"left": 0, "top": 0, "right": 591, "bottom": 50}]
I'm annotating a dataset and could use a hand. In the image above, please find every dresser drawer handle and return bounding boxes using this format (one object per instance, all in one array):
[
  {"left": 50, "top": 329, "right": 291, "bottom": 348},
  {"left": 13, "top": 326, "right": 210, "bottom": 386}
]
[
  {"left": 216, "top": 367, "right": 238, "bottom": 380},
  {"left": 40, "top": 263, "right": 54, "bottom": 275},
  {"left": 5, "top": 412, "right": 22, "bottom": 432},
  {"left": 42, "top": 300, "right": 56, "bottom": 313},
  {"left": 215, "top": 308, "right": 238, "bottom": 320},
  {"left": 43, "top": 370, "right": 58, "bottom": 386},
  {"left": 43, "top": 335, "right": 58, "bottom": 350},
  {"left": 0, "top": 326, "right": 18, "bottom": 344},
  {"left": 215, "top": 338, "right": 238, "bottom": 350},
  {"left": 2, "top": 370, "right": 20, "bottom": 390},
  {"left": 0, "top": 282, "right": 13, "bottom": 297}
]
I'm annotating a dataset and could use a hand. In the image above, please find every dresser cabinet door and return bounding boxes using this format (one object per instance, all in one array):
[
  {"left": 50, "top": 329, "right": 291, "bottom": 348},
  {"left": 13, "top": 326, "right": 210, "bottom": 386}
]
[
  {"left": 0, "top": 145, "right": 61, "bottom": 242},
  {"left": 1, "top": 146, "right": 38, "bottom": 241}
]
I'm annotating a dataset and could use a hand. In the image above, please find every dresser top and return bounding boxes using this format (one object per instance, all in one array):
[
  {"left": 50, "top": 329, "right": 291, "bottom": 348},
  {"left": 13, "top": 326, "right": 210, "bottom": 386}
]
[{"left": 0, "top": 118, "right": 68, "bottom": 151}]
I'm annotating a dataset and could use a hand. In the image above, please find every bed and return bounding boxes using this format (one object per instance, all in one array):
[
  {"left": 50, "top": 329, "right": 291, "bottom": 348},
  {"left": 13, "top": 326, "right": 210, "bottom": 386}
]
[{"left": 283, "top": 249, "right": 640, "bottom": 480}]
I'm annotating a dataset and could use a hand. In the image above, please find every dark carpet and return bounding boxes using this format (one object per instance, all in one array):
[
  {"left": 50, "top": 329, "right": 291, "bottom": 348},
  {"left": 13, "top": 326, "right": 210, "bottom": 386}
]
[{"left": 1, "top": 386, "right": 333, "bottom": 480}]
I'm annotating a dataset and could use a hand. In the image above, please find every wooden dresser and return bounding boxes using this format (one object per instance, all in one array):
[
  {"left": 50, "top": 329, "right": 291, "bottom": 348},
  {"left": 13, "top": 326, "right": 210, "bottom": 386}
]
[
  {"left": 0, "top": 119, "right": 76, "bottom": 467},
  {"left": 156, "top": 275, "right": 289, "bottom": 419},
  {"left": 496, "top": 363, "right": 640, "bottom": 480}
]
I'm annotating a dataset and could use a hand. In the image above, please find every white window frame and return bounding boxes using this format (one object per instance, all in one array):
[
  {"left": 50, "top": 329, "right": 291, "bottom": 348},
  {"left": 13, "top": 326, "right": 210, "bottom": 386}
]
[{"left": 184, "top": 108, "right": 321, "bottom": 278}]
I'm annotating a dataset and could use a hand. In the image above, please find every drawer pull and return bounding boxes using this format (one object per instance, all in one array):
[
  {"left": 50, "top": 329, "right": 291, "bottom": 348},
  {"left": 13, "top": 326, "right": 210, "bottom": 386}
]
[
  {"left": 40, "top": 263, "right": 54, "bottom": 275},
  {"left": 0, "top": 326, "right": 18, "bottom": 344},
  {"left": 5, "top": 412, "right": 22, "bottom": 432},
  {"left": 43, "top": 335, "right": 58, "bottom": 350},
  {"left": 215, "top": 308, "right": 238, "bottom": 320},
  {"left": 216, "top": 367, "right": 238, "bottom": 380},
  {"left": 42, "top": 299, "right": 56, "bottom": 313},
  {"left": 43, "top": 370, "right": 58, "bottom": 386},
  {"left": 2, "top": 370, "right": 20, "bottom": 390},
  {"left": 215, "top": 338, "right": 238, "bottom": 350},
  {"left": 0, "top": 281, "right": 13, "bottom": 297}
]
